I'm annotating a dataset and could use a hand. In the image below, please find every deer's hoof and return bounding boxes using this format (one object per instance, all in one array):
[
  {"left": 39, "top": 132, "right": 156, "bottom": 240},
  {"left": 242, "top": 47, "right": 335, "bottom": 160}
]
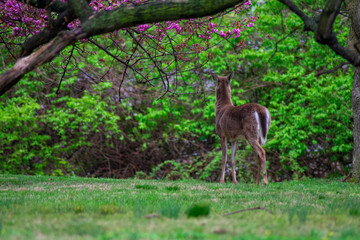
[
  {"left": 232, "top": 180, "right": 238, "bottom": 185},
  {"left": 220, "top": 179, "right": 225, "bottom": 184}
]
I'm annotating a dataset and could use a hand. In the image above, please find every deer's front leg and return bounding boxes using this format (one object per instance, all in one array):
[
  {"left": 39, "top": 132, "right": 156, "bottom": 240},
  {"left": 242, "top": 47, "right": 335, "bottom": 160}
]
[
  {"left": 262, "top": 150, "right": 268, "bottom": 185},
  {"left": 220, "top": 136, "right": 228, "bottom": 184},
  {"left": 230, "top": 141, "right": 238, "bottom": 184}
]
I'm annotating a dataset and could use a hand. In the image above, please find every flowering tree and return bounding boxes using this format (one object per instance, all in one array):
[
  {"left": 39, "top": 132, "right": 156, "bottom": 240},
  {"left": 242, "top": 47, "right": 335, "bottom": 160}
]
[{"left": 0, "top": 0, "right": 255, "bottom": 96}]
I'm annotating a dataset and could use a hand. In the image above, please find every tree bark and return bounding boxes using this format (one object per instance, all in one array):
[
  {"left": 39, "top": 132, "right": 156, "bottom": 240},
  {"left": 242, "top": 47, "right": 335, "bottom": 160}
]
[
  {"left": 0, "top": 31, "right": 78, "bottom": 95},
  {"left": 0, "top": 0, "right": 245, "bottom": 96},
  {"left": 346, "top": 0, "right": 360, "bottom": 182},
  {"left": 352, "top": 67, "right": 360, "bottom": 181}
]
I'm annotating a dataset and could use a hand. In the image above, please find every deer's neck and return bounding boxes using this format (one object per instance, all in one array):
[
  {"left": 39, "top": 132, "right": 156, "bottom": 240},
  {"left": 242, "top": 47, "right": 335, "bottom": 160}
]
[{"left": 215, "top": 92, "right": 233, "bottom": 116}]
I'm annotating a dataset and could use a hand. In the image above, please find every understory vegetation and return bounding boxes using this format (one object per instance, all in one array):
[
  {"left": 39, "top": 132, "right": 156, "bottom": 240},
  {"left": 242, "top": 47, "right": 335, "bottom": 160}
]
[
  {"left": 0, "top": 1, "right": 354, "bottom": 181},
  {"left": 1, "top": 175, "right": 359, "bottom": 240}
]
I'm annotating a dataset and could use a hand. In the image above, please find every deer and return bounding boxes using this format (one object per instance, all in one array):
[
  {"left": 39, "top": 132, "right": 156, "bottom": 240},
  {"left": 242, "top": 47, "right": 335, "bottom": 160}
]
[{"left": 211, "top": 72, "right": 271, "bottom": 185}]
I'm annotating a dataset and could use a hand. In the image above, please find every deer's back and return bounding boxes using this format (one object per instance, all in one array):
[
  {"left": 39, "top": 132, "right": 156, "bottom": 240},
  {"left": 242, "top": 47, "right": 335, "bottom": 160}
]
[{"left": 215, "top": 103, "right": 269, "bottom": 141}]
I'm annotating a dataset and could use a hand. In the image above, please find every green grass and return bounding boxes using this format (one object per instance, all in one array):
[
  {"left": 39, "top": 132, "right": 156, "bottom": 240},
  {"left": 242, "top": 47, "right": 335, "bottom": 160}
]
[{"left": 0, "top": 175, "right": 360, "bottom": 239}]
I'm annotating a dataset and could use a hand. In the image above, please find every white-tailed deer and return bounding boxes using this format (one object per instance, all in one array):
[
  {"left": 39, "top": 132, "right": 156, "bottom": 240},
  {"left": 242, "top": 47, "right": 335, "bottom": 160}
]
[{"left": 212, "top": 73, "right": 271, "bottom": 185}]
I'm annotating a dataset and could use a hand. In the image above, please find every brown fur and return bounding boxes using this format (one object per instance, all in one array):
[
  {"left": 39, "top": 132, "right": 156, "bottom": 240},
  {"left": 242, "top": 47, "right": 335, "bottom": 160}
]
[{"left": 212, "top": 73, "right": 271, "bottom": 185}]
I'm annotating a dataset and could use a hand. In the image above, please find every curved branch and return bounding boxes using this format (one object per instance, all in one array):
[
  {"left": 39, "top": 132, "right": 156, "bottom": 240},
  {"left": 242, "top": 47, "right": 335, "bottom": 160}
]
[
  {"left": 277, "top": 0, "right": 316, "bottom": 31},
  {"left": 278, "top": 0, "right": 360, "bottom": 66},
  {"left": 21, "top": 9, "right": 73, "bottom": 56},
  {"left": 316, "top": 0, "right": 342, "bottom": 43},
  {"left": 0, "top": 30, "right": 79, "bottom": 95},
  {"left": 81, "top": 0, "right": 245, "bottom": 37}
]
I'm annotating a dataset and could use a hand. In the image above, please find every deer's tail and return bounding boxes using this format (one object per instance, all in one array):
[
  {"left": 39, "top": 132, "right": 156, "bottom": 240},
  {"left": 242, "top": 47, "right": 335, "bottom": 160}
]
[{"left": 254, "top": 109, "right": 271, "bottom": 145}]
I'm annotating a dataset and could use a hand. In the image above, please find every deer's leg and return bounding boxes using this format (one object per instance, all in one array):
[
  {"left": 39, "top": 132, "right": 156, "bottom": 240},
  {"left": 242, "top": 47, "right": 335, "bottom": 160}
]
[
  {"left": 247, "top": 137, "right": 268, "bottom": 186},
  {"left": 230, "top": 141, "right": 238, "bottom": 184},
  {"left": 220, "top": 136, "right": 228, "bottom": 184},
  {"left": 261, "top": 149, "right": 268, "bottom": 185},
  {"left": 256, "top": 156, "right": 261, "bottom": 185}
]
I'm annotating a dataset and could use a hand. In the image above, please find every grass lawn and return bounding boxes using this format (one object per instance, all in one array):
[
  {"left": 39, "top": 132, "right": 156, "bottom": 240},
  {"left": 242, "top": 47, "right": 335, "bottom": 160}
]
[{"left": 0, "top": 174, "right": 359, "bottom": 239}]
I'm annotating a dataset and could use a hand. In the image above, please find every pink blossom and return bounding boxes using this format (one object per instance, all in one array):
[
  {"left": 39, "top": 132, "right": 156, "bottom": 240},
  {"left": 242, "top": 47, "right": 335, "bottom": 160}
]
[
  {"left": 138, "top": 24, "right": 150, "bottom": 32},
  {"left": 232, "top": 29, "right": 241, "bottom": 38},
  {"left": 208, "top": 22, "right": 216, "bottom": 28},
  {"left": 167, "top": 23, "right": 182, "bottom": 33},
  {"left": 246, "top": 23, "right": 254, "bottom": 28}
]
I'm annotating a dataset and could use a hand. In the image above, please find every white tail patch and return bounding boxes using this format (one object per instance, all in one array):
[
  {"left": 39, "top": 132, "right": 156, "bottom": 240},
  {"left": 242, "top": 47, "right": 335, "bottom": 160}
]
[
  {"left": 264, "top": 109, "right": 270, "bottom": 143},
  {"left": 254, "top": 111, "right": 266, "bottom": 145}
]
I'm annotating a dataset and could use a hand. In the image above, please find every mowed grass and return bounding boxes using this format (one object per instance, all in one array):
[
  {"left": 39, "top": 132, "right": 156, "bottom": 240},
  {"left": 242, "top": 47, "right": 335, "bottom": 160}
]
[{"left": 0, "top": 175, "right": 360, "bottom": 240}]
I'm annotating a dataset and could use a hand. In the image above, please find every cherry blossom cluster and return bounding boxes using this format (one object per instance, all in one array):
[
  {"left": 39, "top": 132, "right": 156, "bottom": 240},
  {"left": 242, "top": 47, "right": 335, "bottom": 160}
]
[
  {"left": 135, "top": 0, "right": 255, "bottom": 42},
  {"left": 0, "top": 0, "right": 256, "bottom": 55},
  {"left": 0, "top": 0, "right": 47, "bottom": 38}
]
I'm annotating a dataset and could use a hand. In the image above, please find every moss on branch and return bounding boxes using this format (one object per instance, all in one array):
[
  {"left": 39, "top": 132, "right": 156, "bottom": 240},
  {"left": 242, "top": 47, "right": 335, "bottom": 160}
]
[{"left": 81, "top": 0, "right": 244, "bottom": 37}]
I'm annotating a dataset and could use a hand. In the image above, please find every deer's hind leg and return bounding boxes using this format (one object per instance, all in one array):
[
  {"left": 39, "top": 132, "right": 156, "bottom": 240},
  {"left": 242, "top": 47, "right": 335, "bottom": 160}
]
[
  {"left": 246, "top": 135, "right": 268, "bottom": 186},
  {"left": 220, "top": 136, "right": 228, "bottom": 184},
  {"left": 230, "top": 141, "right": 238, "bottom": 184},
  {"left": 256, "top": 156, "right": 261, "bottom": 185}
]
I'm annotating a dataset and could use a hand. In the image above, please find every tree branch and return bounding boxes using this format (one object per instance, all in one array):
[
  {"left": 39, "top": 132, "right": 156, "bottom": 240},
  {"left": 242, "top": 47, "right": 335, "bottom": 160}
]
[
  {"left": 269, "top": 25, "right": 301, "bottom": 61},
  {"left": 278, "top": 0, "right": 360, "bottom": 66},
  {"left": 87, "top": 38, "right": 150, "bottom": 84},
  {"left": 81, "top": 0, "right": 245, "bottom": 37},
  {"left": 315, "top": 0, "right": 342, "bottom": 43},
  {"left": 57, "top": 44, "right": 75, "bottom": 94},
  {"left": 315, "top": 62, "right": 350, "bottom": 77},
  {"left": 277, "top": 0, "right": 317, "bottom": 31},
  {"left": 21, "top": 9, "right": 73, "bottom": 57},
  {"left": 0, "top": 0, "right": 245, "bottom": 96},
  {"left": 0, "top": 30, "right": 80, "bottom": 96}
]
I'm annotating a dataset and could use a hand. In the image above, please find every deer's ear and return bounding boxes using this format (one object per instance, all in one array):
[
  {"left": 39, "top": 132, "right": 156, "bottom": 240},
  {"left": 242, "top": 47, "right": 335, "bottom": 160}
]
[
  {"left": 211, "top": 73, "right": 219, "bottom": 85},
  {"left": 227, "top": 72, "right": 234, "bottom": 85}
]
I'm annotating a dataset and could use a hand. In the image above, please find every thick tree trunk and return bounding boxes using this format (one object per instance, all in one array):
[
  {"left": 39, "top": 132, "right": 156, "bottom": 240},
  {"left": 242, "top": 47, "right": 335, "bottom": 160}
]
[
  {"left": 352, "top": 67, "right": 360, "bottom": 181},
  {"left": 346, "top": 0, "right": 360, "bottom": 182}
]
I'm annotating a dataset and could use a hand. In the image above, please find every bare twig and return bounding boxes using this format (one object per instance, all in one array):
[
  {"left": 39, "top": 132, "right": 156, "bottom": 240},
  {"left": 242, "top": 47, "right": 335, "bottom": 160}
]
[
  {"left": 315, "top": 62, "right": 350, "bottom": 77},
  {"left": 118, "top": 32, "right": 141, "bottom": 101},
  {"left": 224, "top": 206, "right": 274, "bottom": 216},
  {"left": 127, "top": 30, "right": 169, "bottom": 94},
  {"left": 268, "top": 25, "right": 301, "bottom": 61},
  {"left": 0, "top": 35, "right": 17, "bottom": 61},
  {"left": 56, "top": 44, "right": 74, "bottom": 94},
  {"left": 88, "top": 38, "right": 151, "bottom": 85}
]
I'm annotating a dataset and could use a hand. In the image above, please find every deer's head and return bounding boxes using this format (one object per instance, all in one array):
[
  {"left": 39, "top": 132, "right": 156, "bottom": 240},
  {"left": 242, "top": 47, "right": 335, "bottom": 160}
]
[{"left": 211, "top": 72, "right": 234, "bottom": 101}]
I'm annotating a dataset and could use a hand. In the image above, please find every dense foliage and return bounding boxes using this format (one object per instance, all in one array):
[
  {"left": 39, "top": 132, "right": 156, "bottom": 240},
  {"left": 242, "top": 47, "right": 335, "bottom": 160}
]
[{"left": 0, "top": 0, "right": 354, "bottom": 182}]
